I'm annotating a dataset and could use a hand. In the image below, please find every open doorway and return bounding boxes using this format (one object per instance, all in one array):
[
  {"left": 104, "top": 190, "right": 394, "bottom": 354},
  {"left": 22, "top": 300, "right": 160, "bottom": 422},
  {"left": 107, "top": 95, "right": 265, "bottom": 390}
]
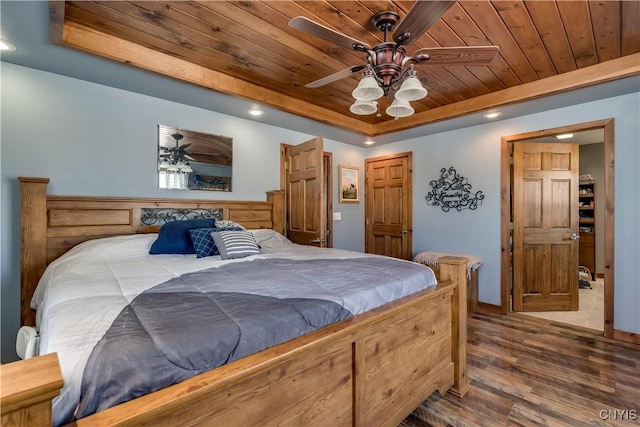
[{"left": 500, "top": 119, "right": 614, "bottom": 338}]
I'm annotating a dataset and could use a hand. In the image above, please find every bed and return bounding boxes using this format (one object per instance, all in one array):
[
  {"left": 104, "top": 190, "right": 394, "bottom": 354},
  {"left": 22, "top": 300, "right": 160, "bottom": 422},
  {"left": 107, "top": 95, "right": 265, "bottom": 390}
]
[{"left": 1, "top": 177, "right": 470, "bottom": 427}]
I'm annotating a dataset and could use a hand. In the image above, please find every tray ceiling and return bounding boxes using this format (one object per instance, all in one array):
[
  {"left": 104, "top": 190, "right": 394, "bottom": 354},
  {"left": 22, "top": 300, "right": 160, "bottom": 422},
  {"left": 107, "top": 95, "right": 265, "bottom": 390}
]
[{"left": 51, "top": 1, "right": 640, "bottom": 136}]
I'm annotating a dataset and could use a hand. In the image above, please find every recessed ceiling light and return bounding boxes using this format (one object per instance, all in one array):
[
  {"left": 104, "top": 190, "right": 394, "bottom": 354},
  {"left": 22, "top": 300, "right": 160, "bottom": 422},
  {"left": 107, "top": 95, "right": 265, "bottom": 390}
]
[
  {"left": 364, "top": 138, "right": 375, "bottom": 145},
  {"left": 556, "top": 133, "right": 574, "bottom": 140},
  {"left": 248, "top": 107, "right": 264, "bottom": 117},
  {"left": 0, "top": 39, "right": 17, "bottom": 52},
  {"left": 483, "top": 111, "right": 502, "bottom": 119}
]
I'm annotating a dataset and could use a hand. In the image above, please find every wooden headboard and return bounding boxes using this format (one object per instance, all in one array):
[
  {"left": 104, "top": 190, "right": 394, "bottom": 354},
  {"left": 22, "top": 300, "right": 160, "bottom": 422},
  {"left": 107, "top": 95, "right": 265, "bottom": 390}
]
[{"left": 19, "top": 177, "right": 284, "bottom": 327}]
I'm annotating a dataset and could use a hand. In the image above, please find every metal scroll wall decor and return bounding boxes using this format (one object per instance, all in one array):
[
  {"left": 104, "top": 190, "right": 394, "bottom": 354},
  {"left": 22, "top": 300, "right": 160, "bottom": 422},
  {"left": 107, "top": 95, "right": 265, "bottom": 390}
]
[{"left": 425, "top": 166, "right": 484, "bottom": 212}]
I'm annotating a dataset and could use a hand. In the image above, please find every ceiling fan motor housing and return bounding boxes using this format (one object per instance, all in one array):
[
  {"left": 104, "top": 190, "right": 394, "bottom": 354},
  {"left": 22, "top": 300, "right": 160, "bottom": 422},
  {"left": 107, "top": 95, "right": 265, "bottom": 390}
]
[{"left": 369, "top": 43, "right": 406, "bottom": 93}]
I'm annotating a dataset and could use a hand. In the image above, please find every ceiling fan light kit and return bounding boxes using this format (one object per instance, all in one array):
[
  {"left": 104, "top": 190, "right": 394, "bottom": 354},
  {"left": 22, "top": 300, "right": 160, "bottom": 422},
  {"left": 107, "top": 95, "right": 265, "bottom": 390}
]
[
  {"left": 386, "top": 98, "right": 415, "bottom": 119},
  {"left": 395, "top": 71, "right": 428, "bottom": 102},
  {"left": 350, "top": 99, "right": 379, "bottom": 115},
  {"left": 350, "top": 63, "right": 427, "bottom": 117},
  {"left": 289, "top": 1, "right": 498, "bottom": 120},
  {"left": 351, "top": 68, "right": 384, "bottom": 101}
]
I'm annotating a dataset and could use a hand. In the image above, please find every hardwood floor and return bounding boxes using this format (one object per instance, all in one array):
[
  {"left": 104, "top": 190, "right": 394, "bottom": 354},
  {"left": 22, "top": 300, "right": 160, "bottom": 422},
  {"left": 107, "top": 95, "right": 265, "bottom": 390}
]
[{"left": 400, "top": 312, "right": 640, "bottom": 426}]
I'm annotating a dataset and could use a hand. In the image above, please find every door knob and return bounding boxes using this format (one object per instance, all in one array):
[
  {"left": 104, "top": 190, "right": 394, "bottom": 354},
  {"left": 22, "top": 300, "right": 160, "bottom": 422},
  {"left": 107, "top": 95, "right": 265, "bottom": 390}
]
[
  {"left": 309, "top": 238, "right": 326, "bottom": 244},
  {"left": 569, "top": 233, "right": 580, "bottom": 240}
]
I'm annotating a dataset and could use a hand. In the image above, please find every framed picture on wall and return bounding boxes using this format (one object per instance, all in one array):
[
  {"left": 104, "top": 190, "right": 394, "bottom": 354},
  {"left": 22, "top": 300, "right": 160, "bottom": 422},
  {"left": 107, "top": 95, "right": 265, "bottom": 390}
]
[{"left": 339, "top": 165, "right": 360, "bottom": 203}]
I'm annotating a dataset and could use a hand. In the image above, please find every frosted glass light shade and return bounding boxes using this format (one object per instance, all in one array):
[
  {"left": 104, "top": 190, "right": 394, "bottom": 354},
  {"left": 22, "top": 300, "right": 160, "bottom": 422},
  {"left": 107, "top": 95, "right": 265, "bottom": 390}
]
[
  {"left": 395, "top": 76, "right": 428, "bottom": 101},
  {"left": 352, "top": 75, "right": 384, "bottom": 101},
  {"left": 386, "top": 99, "right": 414, "bottom": 118},
  {"left": 349, "top": 100, "right": 378, "bottom": 115}
]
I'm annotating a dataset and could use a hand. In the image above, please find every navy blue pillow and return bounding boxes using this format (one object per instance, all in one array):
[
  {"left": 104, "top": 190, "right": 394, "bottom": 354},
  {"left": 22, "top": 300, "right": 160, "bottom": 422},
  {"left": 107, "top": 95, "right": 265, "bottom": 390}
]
[
  {"left": 188, "top": 226, "right": 244, "bottom": 258},
  {"left": 149, "top": 219, "right": 215, "bottom": 254}
]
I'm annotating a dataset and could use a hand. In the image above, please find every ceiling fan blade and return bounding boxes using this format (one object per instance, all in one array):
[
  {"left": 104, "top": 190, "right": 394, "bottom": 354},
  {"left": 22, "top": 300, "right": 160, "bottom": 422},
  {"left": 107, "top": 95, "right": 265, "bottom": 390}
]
[
  {"left": 393, "top": 1, "right": 455, "bottom": 46},
  {"left": 305, "top": 65, "right": 367, "bottom": 88},
  {"left": 407, "top": 46, "right": 500, "bottom": 66},
  {"left": 289, "top": 16, "right": 371, "bottom": 52}
]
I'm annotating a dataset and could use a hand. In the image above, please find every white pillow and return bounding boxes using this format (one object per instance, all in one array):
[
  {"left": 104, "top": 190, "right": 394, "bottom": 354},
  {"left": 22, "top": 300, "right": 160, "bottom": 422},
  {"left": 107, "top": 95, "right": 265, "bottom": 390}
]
[{"left": 250, "top": 229, "right": 294, "bottom": 249}]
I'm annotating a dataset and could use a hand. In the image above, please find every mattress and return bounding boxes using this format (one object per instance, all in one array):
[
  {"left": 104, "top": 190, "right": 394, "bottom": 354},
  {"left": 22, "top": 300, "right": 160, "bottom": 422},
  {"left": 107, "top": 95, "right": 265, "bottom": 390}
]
[{"left": 31, "top": 230, "right": 436, "bottom": 425}]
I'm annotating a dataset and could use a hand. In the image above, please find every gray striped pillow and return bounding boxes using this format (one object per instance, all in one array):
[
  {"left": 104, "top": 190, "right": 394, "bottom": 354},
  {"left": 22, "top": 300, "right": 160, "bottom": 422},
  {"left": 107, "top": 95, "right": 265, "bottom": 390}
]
[{"left": 211, "top": 230, "right": 261, "bottom": 260}]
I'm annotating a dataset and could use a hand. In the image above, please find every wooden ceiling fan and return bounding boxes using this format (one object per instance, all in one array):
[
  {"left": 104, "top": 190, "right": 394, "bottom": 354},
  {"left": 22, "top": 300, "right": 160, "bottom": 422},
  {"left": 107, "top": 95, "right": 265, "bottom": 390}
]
[{"left": 289, "top": 1, "right": 499, "bottom": 102}]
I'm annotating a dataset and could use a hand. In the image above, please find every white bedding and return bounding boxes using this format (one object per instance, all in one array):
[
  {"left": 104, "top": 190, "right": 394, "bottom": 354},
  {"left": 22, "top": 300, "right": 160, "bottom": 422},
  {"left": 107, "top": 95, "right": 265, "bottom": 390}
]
[{"left": 31, "top": 230, "right": 436, "bottom": 425}]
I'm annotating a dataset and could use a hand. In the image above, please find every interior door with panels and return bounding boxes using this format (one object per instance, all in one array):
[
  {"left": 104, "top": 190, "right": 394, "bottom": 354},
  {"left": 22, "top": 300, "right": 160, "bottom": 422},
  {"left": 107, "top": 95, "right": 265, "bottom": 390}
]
[
  {"left": 285, "top": 137, "right": 326, "bottom": 247},
  {"left": 365, "top": 152, "right": 412, "bottom": 260},
  {"left": 512, "top": 142, "right": 579, "bottom": 311}
]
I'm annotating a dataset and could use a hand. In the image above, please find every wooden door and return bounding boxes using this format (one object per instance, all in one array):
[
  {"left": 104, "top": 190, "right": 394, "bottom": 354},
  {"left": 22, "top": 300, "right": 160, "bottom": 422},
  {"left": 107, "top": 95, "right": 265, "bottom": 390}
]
[
  {"left": 285, "top": 137, "right": 326, "bottom": 247},
  {"left": 513, "top": 142, "right": 579, "bottom": 311},
  {"left": 365, "top": 152, "right": 412, "bottom": 260}
]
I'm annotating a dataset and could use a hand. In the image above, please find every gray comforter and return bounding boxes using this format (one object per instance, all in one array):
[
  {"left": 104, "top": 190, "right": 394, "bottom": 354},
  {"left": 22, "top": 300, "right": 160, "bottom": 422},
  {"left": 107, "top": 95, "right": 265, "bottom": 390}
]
[{"left": 68, "top": 256, "right": 433, "bottom": 423}]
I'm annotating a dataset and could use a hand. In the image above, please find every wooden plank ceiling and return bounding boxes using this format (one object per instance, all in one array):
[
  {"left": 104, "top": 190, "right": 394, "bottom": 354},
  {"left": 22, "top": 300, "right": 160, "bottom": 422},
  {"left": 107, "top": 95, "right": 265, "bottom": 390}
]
[{"left": 51, "top": 1, "right": 640, "bottom": 136}]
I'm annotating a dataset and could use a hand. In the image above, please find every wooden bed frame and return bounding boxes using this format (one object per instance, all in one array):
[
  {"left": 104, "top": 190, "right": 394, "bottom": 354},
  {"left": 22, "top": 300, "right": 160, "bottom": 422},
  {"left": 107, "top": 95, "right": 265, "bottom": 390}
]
[{"left": 1, "top": 177, "right": 469, "bottom": 427}]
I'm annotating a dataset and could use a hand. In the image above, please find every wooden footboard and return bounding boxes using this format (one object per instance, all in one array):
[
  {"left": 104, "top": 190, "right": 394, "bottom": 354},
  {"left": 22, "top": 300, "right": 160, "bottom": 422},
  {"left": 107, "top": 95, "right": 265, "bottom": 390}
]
[
  {"left": 5, "top": 178, "right": 469, "bottom": 426},
  {"left": 1, "top": 258, "right": 467, "bottom": 427},
  {"left": 0, "top": 353, "right": 63, "bottom": 426}
]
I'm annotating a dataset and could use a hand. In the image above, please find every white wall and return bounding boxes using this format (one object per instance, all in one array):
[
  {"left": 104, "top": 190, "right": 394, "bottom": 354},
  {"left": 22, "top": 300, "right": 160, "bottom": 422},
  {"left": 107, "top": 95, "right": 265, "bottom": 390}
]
[
  {"left": 0, "top": 63, "right": 365, "bottom": 362},
  {"left": 367, "top": 92, "right": 640, "bottom": 336}
]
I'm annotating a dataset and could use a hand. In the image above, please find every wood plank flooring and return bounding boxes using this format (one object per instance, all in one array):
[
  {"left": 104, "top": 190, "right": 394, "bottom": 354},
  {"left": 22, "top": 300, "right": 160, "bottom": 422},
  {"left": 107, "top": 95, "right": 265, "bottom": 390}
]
[{"left": 400, "top": 312, "right": 640, "bottom": 426}]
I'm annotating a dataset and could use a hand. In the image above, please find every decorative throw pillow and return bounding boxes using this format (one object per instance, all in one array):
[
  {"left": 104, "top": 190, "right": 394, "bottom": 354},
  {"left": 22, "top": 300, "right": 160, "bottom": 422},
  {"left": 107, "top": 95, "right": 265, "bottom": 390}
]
[
  {"left": 149, "top": 219, "right": 215, "bottom": 254},
  {"left": 213, "top": 219, "right": 246, "bottom": 230},
  {"left": 250, "top": 229, "right": 294, "bottom": 250},
  {"left": 188, "top": 226, "right": 244, "bottom": 258},
  {"left": 211, "top": 230, "right": 261, "bottom": 260}
]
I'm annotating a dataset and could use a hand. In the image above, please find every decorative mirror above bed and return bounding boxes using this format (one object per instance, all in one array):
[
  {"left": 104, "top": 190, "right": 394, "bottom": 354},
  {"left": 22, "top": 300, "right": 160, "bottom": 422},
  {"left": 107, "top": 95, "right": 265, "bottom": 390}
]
[{"left": 158, "top": 124, "right": 233, "bottom": 191}]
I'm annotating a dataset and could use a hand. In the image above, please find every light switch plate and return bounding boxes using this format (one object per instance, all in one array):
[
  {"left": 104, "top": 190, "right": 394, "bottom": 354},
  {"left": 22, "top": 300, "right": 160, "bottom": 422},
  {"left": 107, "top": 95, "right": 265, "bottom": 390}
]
[{"left": 333, "top": 212, "right": 341, "bottom": 221}]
